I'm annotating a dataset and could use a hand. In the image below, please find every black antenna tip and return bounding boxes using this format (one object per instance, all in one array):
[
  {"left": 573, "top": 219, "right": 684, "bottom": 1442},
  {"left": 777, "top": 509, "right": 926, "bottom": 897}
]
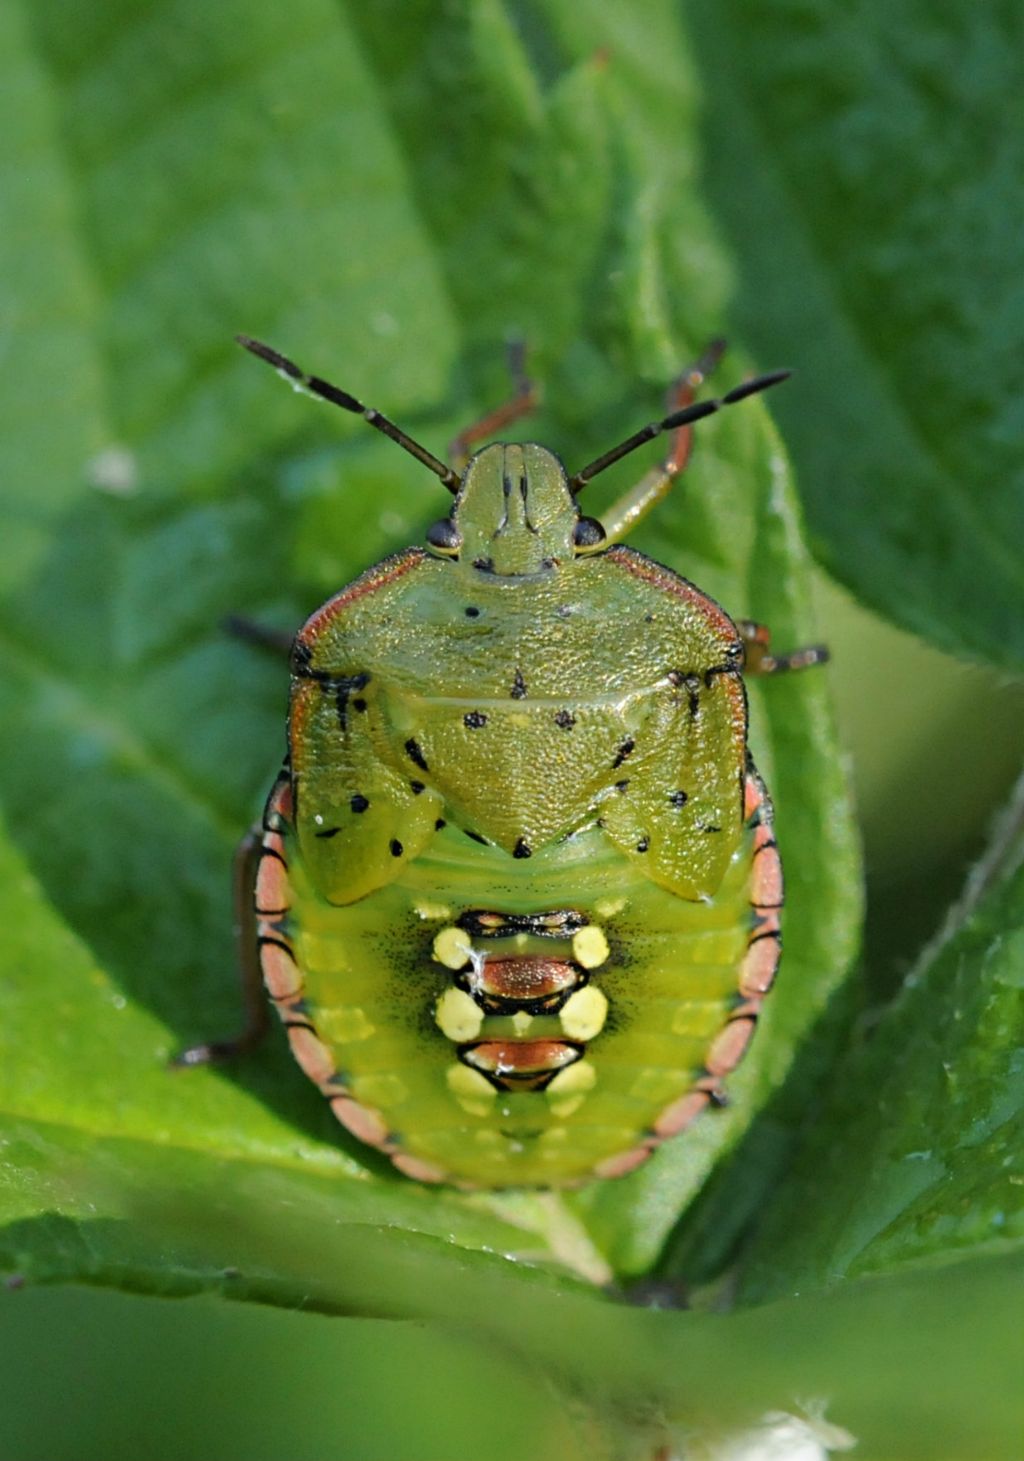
[
  {"left": 722, "top": 368, "right": 792, "bottom": 405},
  {"left": 236, "top": 335, "right": 303, "bottom": 382}
]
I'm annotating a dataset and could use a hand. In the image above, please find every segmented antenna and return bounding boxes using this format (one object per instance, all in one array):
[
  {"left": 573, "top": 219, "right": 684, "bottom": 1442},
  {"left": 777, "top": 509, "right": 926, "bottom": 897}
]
[
  {"left": 237, "top": 336, "right": 459, "bottom": 493},
  {"left": 571, "top": 369, "right": 791, "bottom": 492}
]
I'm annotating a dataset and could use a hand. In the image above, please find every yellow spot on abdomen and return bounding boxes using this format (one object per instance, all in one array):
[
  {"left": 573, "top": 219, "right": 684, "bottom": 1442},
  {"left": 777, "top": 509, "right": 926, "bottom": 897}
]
[
  {"left": 435, "top": 987, "right": 484, "bottom": 1042},
  {"left": 559, "top": 985, "right": 609, "bottom": 1041},
  {"left": 594, "top": 896, "right": 627, "bottom": 920},
  {"left": 433, "top": 926, "right": 473, "bottom": 969},
  {"left": 572, "top": 925, "right": 610, "bottom": 970},
  {"left": 321, "top": 1006, "right": 375, "bottom": 1043}
]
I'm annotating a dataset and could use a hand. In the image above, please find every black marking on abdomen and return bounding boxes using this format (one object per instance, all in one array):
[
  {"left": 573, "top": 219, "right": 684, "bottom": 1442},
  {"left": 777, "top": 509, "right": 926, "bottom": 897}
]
[
  {"left": 306, "top": 672, "right": 371, "bottom": 733},
  {"left": 258, "top": 934, "right": 294, "bottom": 956},
  {"left": 405, "top": 738, "right": 429, "bottom": 771},
  {"left": 457, "top": 908, "right": 587, "bottom": 940},
  {"left": 612, "top": 737, "right": 635, "bottom": 768}
]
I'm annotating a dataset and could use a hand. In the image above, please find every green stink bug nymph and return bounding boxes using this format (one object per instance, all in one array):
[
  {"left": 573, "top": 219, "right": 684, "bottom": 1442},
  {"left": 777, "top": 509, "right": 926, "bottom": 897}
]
[{"left": 182, "top": 338, "right": 826, "bottom": 1189}]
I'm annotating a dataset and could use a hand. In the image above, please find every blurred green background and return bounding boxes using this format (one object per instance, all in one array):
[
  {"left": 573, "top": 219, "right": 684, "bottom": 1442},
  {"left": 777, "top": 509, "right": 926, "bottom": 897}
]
[{"left": 1, "top": 2, "right": 1022, "bottom": 1458}]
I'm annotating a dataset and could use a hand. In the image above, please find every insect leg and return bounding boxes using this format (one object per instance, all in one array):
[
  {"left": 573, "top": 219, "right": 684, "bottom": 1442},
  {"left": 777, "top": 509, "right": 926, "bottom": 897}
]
[
  {"left": 447, "top": 340, "right": 539, "bottom": 472},
  {"left": 173, "top": 826, "right": 272, "bottom": 1067},
  {"left": 738, "top": 620, "right": 830, "bottom": 675},
  {"left": 223, "top": 614, "right": 294, "bottom": 658},
  {"left": 596, "top": 340, "right": 727, "bottom": 545}
]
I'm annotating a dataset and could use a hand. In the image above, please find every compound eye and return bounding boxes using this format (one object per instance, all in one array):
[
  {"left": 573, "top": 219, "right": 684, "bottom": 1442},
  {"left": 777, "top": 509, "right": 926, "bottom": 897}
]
[
  {"left": 573, "top": 516, "right": 606, "bottom": 549},
  {"left": 427, "top": 518, "right": 461, "bottom": 553}
]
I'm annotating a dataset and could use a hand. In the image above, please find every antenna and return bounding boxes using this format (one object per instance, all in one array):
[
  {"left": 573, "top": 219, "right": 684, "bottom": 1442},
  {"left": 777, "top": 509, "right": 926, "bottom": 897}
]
[
  {"left": 237, "top": 336, "right": 459, "bottom": 493},
  {"left": 571, "top": 369, "right": 791, "bottom": 493}
]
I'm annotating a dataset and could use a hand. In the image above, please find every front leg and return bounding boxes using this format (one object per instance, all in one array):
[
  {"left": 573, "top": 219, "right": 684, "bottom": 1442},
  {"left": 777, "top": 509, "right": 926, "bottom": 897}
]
[
  {"left": 738, "top": 619, "right": 829, "bottom": 676},
  {"left": 597, "top": 340, "right": 727, "bottom": 546},
  {"left": 223, "top": 615, "right": 294, "bottom": 658}
]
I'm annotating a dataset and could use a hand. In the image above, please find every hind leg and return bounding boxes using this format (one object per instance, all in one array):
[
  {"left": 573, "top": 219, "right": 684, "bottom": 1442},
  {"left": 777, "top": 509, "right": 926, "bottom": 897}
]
[{"left": 738, "top": 620, "right": 829, "bottom": 676}]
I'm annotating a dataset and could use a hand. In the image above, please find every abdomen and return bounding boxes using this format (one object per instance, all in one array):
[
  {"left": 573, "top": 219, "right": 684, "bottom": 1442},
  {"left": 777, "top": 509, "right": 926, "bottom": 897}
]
[{"left": 254, "top": 766, "right": 781, "bottom": 1188}]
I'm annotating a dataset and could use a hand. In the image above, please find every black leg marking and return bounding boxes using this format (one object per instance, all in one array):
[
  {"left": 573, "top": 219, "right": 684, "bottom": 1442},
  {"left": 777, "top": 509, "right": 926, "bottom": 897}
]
[
  {"left": 350, "top": 794, "right": 370, "bottom": 813},
  {"left": 464, "top": 711, "right": 488, "bottom": 729},
  {"left": 554, "top": 710, "right": 576, "bottom": 730}
]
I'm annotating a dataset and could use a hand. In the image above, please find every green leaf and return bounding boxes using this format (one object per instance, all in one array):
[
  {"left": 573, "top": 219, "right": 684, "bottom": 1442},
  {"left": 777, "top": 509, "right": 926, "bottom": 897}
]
[
  {"left": 2, "top": 4, "right": 1020, "bottom": 1454},
  {"left": 740, "top": 772, "right": 1024, "bottom": 1302},
  {"left": 0, "top": 0, "right": 859, "bottom": 1286},
  {"left": 685, "top": 0, "right": 1024, "bottom": 673},
  {"left": 2, "top": 1175, "right": 1022, "bottom": 1459}
]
